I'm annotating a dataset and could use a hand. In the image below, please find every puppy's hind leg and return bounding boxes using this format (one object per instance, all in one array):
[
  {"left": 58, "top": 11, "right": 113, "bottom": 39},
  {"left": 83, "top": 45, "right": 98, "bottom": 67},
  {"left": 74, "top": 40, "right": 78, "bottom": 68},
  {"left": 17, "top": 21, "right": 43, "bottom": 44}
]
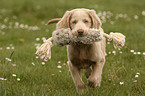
[{"left": 84, "top": 66, "right": 92, "bottom": 79}]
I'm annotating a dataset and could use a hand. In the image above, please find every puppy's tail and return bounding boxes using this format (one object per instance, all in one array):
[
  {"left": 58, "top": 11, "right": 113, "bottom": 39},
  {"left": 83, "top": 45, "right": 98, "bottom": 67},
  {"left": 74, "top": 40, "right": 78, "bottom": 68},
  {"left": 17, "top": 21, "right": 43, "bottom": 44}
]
[{"left": 46, "top": 18, "right": 61, "bottom": 25}]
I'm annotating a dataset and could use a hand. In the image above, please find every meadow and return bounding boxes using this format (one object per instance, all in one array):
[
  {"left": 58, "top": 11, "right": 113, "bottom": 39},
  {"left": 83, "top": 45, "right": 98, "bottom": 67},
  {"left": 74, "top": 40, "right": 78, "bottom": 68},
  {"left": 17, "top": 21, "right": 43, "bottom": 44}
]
[{"left": 0, "top": 0, "right": 145, "bottom": 95}]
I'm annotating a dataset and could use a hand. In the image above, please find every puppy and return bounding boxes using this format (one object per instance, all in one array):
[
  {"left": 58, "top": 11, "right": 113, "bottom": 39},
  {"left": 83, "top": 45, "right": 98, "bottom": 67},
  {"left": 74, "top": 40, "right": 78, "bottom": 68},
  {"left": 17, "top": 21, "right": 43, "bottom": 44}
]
[{"left": 50, "top": 8, "right": 106, "bottom": 93}]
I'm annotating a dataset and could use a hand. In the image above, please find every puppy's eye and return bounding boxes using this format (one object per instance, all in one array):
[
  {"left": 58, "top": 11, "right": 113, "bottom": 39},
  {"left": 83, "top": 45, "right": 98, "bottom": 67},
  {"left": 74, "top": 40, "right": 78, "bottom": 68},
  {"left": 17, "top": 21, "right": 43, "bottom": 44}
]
[
  {"left": 84, "top": 20, "right": 88, "bottom": 23},
  {"left": 72, "top": 21, "right": 77, "bottom": 24}
]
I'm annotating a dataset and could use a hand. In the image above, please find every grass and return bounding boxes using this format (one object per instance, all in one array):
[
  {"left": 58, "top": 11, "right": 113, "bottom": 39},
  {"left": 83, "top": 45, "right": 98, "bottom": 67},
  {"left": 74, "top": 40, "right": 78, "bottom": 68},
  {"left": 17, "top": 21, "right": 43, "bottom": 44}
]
[{"left": 0, "top": 0, "right": 145, "bottom": 95}]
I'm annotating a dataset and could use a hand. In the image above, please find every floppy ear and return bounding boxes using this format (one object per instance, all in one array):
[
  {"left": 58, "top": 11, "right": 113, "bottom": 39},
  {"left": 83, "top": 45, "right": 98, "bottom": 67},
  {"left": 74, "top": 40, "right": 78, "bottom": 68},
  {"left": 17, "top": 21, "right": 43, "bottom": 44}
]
[
  {"left": 88, "top": 10, "right": 102, "bottom": 29},
  {"left": 56, "top": 11, "right": 72, "bottom": 29}
]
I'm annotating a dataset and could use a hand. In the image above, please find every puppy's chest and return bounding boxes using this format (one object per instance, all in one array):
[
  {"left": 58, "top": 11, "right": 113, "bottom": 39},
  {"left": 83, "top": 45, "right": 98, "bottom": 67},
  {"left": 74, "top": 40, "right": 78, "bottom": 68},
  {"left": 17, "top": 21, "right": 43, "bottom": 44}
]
[
  {"left": 70, "top": 46, "right": 96, "bottom": 68},
  {"left": 72, "top": 46, "right": 91, "bottom": 59}
]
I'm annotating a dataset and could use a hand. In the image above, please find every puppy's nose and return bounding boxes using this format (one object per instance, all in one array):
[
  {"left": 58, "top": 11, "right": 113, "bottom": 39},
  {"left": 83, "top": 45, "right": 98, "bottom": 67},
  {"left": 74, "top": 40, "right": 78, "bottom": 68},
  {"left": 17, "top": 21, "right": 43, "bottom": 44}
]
[{"left": 77, "top": 29, "right": 84, "bottom": 35}]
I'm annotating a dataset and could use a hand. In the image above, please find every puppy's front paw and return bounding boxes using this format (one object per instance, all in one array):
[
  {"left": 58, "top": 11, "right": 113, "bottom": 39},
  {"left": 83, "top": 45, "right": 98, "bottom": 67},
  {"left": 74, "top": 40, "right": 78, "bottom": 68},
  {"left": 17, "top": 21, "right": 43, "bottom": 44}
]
[
  {"left": 76, "top": 85, "right": 86, "bottom": 94},
  {"left": 87, "top": 76, "right": 101, "bottom": 88}
]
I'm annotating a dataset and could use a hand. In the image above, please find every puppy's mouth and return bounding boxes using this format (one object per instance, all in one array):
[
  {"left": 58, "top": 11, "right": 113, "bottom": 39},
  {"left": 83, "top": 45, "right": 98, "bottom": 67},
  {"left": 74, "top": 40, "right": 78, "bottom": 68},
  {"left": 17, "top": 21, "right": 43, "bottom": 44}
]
[
  {"left": 72, "top": 30, "right": 88, "bottom": 37},
  {"left": 77, "top": 32, "right": 88, "bottom": 37},
  {"left": 77, "top": 34, "right": 85, "bottom": 37}
]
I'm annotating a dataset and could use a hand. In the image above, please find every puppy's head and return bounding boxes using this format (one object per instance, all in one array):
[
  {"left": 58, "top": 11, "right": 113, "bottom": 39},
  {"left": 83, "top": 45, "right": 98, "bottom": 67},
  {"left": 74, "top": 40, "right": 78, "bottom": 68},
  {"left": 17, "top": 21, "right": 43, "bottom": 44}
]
[{"left": 57, "top": 9, "right": 102, "bottom": 36}]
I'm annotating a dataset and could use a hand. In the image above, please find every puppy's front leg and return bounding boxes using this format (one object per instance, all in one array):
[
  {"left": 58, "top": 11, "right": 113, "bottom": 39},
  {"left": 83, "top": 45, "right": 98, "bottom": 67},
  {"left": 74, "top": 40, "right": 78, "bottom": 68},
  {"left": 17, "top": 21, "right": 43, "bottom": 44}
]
[
  {"left": 68, "top": 61, "right": 86, "bottom": 93},
  {"left": 87, "top": 58, "right": 105, "bottom": 88}
]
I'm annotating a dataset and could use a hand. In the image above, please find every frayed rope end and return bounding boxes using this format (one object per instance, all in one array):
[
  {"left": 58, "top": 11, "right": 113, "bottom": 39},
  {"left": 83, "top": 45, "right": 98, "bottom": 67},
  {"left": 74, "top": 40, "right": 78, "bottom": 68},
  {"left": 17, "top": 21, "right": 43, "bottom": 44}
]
[
  {"left": 103, "top": 32, "right": 125, "bottom": 50},
  {"left": 35, "top": 37, "right": 53, "bottom": 61}
]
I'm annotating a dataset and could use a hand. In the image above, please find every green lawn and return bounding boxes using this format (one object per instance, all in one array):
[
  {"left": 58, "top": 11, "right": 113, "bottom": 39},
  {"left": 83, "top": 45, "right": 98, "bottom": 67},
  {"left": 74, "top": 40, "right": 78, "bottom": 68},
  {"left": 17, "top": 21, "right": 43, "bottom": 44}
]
[{"left": 0, "top": 0, "right": 145, "bottom": 96}]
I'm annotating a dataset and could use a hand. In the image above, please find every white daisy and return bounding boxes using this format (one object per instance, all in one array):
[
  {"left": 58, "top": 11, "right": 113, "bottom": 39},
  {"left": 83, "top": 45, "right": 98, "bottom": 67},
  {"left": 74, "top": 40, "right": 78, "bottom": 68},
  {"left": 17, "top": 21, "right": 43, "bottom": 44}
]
[
  {"left": 12, "top": 74, "right": 16, "bottom": 77},
  {"left": 5, "top": 58, "right": 12, "bottom": 61},
  {"left": 130, "top": 50, "right": 134, "bottom": 52},
  {"left": 36, "top": 38, "right": 40, "bottom": 41},
  {"left": 59, "top": 70, "right": 62, "bottom": 72},
  {"left": 134, "top": 15, "right": 138, "bottom": 19},
  {"left": 142, "top": 11, "right": 145, "bottom": 16},
  {"left": 42, "top": 62, "right": 45, "bottom": 65},
  {"left": 6, "top": 47, "right": 10, "bottom": 50},
  {"left": 120, "top": 82, "right": 124, "bottom": 85},
  {"left": 17, "top": 78, "right": 20, "bottom": 81},
  {"left": 108, "top": 52, "right": 111, "bottom": 54},
  {"left": 57, "top": 65, "right": 62, "bottom": 68},
  {"left": 112, "top": 51, "right": 116, "bottom": 54},
  {"left": 35, "top": 56, "right": 39, "bottom": 59},
  {"left": 11, "top": 47, "right": 15, "bottom": 49},
  {"left": 137, "top": 52, "right": 141, "bottom": 55},
  {"left": 58, "top": 61, "right": 61, "bottom": 64},
  {"left": 32, "top": 62, "right": 35, "bottom": 66},
  {"left": 135, "top": 75, "right": 139, "bottom": 78}
]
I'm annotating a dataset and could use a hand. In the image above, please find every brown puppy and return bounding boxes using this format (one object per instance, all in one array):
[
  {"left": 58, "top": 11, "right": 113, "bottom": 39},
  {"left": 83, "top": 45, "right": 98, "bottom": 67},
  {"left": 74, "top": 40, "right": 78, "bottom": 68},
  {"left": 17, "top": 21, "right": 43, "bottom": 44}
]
[{"left": 50, "top": 8, "right": 106, "bottom": 93}]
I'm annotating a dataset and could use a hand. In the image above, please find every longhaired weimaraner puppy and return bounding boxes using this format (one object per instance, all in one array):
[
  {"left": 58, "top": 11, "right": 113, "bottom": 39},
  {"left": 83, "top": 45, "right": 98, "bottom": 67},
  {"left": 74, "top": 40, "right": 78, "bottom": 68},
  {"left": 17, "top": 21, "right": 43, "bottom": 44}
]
[{"left": 48, "top": 8, "right": 106, "bottom": 93}]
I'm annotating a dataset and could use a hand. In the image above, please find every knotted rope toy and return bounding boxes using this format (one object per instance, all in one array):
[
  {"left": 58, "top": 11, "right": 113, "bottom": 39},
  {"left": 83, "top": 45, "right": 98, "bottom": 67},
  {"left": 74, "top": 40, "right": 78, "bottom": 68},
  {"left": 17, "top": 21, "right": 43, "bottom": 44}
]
[
  {"left": 53, "top": 28, "right": 103, "bottom": 46},
  {"left": 36, "top": 28, "right": 125, "bottom": 60}
]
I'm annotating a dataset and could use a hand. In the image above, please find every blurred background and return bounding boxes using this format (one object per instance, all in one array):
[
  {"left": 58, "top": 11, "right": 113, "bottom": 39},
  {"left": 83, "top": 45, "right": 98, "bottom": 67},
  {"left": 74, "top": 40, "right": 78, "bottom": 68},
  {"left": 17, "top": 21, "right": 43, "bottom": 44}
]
[{"left": 0, "top": 0, "right": 145, "bottom": 95}]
